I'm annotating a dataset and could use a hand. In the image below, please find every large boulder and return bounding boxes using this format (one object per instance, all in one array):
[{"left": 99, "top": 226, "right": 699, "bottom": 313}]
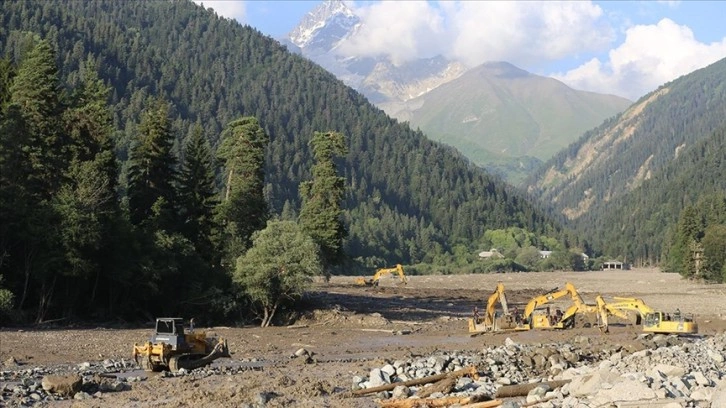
[
  {"left": 711, "top": 379, "right": 726, "bottom": 407},
  {"left": 41, "top": 374, "right": 82, "bottom": 397},
  {"left": 569, "top": 369, "right": 620, "bottom": 397},
  {"left": 591, "top": 378, "right": 657, "bottom": 405}
]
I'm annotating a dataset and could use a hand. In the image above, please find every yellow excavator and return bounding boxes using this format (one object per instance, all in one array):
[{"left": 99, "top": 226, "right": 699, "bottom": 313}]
[
  {"left": 354, "top": 264, "right": 408, "bottom": 287},
  {"left": 595, "top": 296, "right": 698, "bottom": 334},
  {"left": 468, "top": 282, "right": 529, "bottom": 333},
  {"left": 521, "top": 282, "right": 597, "bottom": 330}
]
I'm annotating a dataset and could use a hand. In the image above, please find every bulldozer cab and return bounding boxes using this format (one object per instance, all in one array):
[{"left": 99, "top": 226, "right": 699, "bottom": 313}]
[{"left": 152, "top": 318, "right": 187, "bottom": 349}]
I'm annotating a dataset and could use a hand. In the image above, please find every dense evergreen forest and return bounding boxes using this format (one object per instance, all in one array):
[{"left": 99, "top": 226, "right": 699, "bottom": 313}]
[
  {"left": 525, "top": 57, "right": 726, "bottom": 274},
  {"left": 0, "top": 1, "right": 569, "bottom": 323}
]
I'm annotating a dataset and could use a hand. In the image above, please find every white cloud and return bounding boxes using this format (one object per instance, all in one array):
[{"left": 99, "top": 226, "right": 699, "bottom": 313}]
[
  {"left": 554, "top": 18, "right": 726, "bottom": 100},
  {"left": 443, "top": 2, "right": 613, "bottom": 67},
  {"left": 193, "top": 1, "right": 247, "bottom": 23},
  {"left": 337, "top": 2, "right": 445, "bottom": 66},
  {"left": 338, "top": 1, "right": 614, "bottom": 68}
]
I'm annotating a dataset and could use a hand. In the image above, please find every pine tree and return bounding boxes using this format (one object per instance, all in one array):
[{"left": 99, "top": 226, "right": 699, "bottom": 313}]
[
  {"left": 127, "top": 98, "right": 178, "bottom": 230},
  {"left": 4, "top": 40, "right": 68, "bottom": 320},
  {"left": 299, "top": 131, "right": 348, "bottom": 270},
  {"left": 702, "top": 224, "right": 726, "bottom": 283},
  {"left": 8, "top": 39, "right": 66, "bottom": 198},
  {"left": 216, "top": 117, "right": 269, "bottom": 266},
  {"left": 0, "top": 57, "right": 15, "bottom": 108},
  {"left": 57, "top": 62, "right": 123, "bottom": 311},
  {"left": 179, "top": 123, "right": 218, "bottom": 261}
]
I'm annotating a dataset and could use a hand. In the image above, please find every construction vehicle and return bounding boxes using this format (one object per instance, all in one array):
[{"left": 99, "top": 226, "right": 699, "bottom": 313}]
[
  {"left": 594, "top": 295, "right": 631, "bottom": 333},
  {"left": 521, "top": 282, "right": 597, "bottom": 330},
  {"left": 354, "top": 264, "right": 408, "bottom": 287},
  {"left": 132, "top": 318, "right": 230, "bottom": 372},
  {"left": 468, "top": 283, "right": 529, "bottom": 333},
  {"left": 594, "top": 296, "right": 698, "bottom": 334}
]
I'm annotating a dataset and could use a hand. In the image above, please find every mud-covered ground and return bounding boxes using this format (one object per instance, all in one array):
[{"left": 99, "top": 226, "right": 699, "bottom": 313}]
[{"left": 1, "top": 268, "right": 725, "bottom": 407}]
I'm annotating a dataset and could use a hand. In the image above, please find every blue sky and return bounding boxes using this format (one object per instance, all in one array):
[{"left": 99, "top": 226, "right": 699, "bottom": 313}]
[{"left": 194, "top": 1, "right": 726, "bottom": 100}]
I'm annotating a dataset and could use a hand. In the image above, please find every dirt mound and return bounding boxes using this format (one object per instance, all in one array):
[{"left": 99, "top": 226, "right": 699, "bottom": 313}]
[{"left": 296, "top": 306, "right": 391, "bottom": 327}]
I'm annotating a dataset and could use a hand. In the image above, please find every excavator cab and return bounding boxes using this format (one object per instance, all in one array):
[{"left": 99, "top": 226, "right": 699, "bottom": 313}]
[{"left": 643, "top": 311, "right": 697, "bottom": 334}]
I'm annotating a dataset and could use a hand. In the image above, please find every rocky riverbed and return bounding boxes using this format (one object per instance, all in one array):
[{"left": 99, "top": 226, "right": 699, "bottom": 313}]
[{"left": 1, "top": 269, "right": 725, "bottom": 407}]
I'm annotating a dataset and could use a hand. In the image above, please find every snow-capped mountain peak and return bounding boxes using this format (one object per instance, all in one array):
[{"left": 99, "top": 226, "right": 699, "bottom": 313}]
[
  {"left": 288, "top": 0, "right": 358, "bottom": 49},
  {"left": 285, "top": 0, "right": 466, "bottom": 106}
]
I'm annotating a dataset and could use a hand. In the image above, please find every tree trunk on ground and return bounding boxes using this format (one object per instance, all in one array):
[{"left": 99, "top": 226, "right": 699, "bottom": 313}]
[
  {"left": 494, "top": 380, "right": 570, "bottom": 398},
  {"left": 353, "top": 366, "right": 478, "bottom": 396}
]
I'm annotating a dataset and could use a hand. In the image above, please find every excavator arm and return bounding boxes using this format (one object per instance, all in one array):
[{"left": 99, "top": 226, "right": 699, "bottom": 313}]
[
  {"left": 595, "top": 295, "right": 630, "bottom": 333},
  {"left": 602, "top": 297, "right": 654, "bottom": 324},
  {"left": 522, "top": 284, "right": 574, "bottom": 321},
  {"left": 483, "top": 283, "right": 508, "bottom": 326},
  {"left": 394, "top": 264, "right": 408, "bottom": 285}
]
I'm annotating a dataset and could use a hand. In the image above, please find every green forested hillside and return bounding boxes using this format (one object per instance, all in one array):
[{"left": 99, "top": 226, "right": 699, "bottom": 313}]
[
  {"left": 525, "top": 57, "right": 726, "bottom": 267},
  {"left": 585, "top": 124, "right": 726, "bottom": 268},
  {"left": 0, "top": 1, "right": 566, "bottom": 321}
]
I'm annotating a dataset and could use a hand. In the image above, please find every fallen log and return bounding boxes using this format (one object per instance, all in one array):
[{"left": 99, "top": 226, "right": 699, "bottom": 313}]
[
  {"left": 415, "top": 377, "right": 455, "bottom": 398},
  {"left": 494, "top": 380, "right": 571, "bottom": 398},
  {"left": 380, "top": 395, "right": 500, "bottom": 408},
  {"left": 461, "top": 400, "right": 503, "bottom": 408},
  {"left": 353, "top": 366, "right": 479, "bottom": 396}
]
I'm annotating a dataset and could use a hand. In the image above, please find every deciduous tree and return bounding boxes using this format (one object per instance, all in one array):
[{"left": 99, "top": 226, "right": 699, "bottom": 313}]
[{"left": 233, "top": 220, "right": 322, "bottom": 327}]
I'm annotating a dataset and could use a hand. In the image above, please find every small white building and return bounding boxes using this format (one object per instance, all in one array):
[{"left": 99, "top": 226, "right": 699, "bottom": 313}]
[{"left": 602, "top": 261, "right": 630, "bottom": 270}]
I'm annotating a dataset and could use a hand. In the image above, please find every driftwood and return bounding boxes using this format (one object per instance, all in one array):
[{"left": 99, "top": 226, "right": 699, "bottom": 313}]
[
  {"left": 357, "top": 328, "right": 412, "bottom": 334},
  {"left": 415, "top": 377, "right": 455, "bottom": 398},
  {"left": 380, "top": 395, "right": 500, "bottom": 408},
  {"left": 461, "top": 400, "right": 504, "bottom": 408},
  {"left": 494, "top": 379, "right": 571, "bottom": 398},
  {"left": 353, "top": 366, "right": 479, "bottom": 396}
]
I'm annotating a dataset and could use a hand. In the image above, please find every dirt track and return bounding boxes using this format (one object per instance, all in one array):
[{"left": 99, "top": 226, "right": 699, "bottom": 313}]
[{"left": 1, "top": 268, "right": 725, "bottom": 407}]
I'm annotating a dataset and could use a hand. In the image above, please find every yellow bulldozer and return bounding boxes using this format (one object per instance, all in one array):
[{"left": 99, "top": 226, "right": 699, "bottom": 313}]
[
  {"left": 132, "top": 318, "right": 230, "bottom": 372},
  {"left": 354, "top": 264, "right": 408, "bottom": 287}
]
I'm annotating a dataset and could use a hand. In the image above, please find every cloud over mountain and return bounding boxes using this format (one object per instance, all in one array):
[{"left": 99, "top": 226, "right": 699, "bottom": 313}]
[
  {"left": 554, "top": 18, "right": 726, "bottom": 100},
  {"left": 338, "top": 1, "right": 613, "bottom": 68}
]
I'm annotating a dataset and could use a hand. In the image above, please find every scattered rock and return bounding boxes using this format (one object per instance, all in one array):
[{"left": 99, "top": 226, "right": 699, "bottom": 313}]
[{"left": 40, "top": 374, "right": 82, "bottom": 397}]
